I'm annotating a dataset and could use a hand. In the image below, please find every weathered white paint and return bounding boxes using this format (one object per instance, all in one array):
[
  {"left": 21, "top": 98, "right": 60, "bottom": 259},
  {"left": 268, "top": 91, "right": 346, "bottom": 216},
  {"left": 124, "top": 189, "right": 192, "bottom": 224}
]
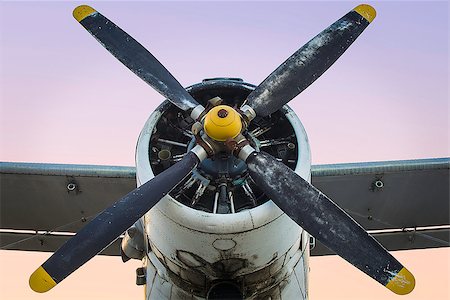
[{"left": 134, "top": 100, "right": 311, "bottom": 299}]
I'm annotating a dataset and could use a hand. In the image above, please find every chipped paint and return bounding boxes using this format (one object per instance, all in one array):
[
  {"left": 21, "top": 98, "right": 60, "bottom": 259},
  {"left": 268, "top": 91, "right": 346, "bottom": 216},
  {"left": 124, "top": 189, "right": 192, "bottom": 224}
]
[
  {"left": 246, "top": 10, "right": 371, "bottom": 117},
  {"left": 143, "top": 198, "right": 307, "bottom": 298},
  {"left": 133, "top": 79, "right": 312, "bottom": 299},
  {"left": 78, "top": 10, "right": 199, "bottom": 112},
  {"left": 247, "top": 151, "right": 408, "bottom": 291}
]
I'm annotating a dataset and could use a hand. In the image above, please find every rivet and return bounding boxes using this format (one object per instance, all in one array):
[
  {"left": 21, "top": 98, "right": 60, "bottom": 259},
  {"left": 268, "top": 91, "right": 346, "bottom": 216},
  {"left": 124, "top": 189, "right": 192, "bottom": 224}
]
[
  {"left": 374, "top": 180, "right": 384, "bottom": 188},
  {"left": 67, "top": 182, "right": 77, "bottom": 191}
]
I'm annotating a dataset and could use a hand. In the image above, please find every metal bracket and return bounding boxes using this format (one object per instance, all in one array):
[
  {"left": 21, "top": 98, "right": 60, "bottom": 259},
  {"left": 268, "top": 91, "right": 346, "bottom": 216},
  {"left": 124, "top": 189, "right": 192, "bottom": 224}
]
[{"left": 136, "top": 267, "right": 146, "bottom": 286}]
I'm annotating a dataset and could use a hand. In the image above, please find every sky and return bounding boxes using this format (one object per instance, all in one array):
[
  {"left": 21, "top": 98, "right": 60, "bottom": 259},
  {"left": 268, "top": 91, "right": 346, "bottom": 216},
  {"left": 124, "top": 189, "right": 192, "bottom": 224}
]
[{"left": 0, "top": 1, "right": 449, "bottom": 300}]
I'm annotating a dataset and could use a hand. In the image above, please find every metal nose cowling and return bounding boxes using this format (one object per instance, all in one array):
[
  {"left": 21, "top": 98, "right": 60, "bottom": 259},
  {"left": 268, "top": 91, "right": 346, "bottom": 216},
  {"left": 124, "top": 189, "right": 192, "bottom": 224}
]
[
  {"left": 203, "top": 105, "right": 242, "bottom": 142},
  {"left": 29, "top": 3, "right": 416, "bottom": 296}
]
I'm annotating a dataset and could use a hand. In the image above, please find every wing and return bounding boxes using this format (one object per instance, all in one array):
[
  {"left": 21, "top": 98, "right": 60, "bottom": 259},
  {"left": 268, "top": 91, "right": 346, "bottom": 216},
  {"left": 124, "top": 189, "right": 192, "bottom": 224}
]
[
  {"left": 1, "top": 158, "right": 448, "bottom": 256},
  {"left": 310, "top": 158, "right": 450, "bottom": 255},
  {"left": 0, "top": 162, "right": 136, "bottom": 255}
]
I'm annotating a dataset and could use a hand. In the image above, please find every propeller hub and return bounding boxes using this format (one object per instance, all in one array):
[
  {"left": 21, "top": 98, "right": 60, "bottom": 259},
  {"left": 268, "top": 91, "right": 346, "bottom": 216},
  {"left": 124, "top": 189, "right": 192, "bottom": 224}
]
[{"left": 203, "top": 105, "right": 242, "bottom": 142}]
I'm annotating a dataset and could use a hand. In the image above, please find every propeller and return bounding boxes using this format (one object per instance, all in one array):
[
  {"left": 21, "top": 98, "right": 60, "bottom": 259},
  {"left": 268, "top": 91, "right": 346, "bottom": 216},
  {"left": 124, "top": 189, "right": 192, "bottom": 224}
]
[
  {"left": 30, "top": 3, "right": 415, "bottom": 296},
  {"left": 243, "top": 4, "right": 376, "bottom": 118},
  {"left": 72, "top": 5, "right": 202, "bottom": 114},
  {"left": 244, "top": 150, "right": 415, "bottom": 295},
  {"left": 29, "top": 148, "right": 205, "bottom": 293},
  {"left": 236, "top": 7, "right": 415, "bottom": 294}
]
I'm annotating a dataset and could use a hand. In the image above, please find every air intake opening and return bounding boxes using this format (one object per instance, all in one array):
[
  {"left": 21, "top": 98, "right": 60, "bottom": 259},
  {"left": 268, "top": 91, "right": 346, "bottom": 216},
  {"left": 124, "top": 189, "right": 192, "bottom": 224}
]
[{"left": 207, "top": 281, "right": 243, "bottom": 300}]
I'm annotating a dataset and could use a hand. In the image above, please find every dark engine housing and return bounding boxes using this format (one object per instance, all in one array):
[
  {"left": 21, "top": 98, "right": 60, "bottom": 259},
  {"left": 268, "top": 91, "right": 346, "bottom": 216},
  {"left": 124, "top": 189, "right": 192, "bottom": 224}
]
[{"left": 149, "top": 78, "right": 299, "bottom": 213}]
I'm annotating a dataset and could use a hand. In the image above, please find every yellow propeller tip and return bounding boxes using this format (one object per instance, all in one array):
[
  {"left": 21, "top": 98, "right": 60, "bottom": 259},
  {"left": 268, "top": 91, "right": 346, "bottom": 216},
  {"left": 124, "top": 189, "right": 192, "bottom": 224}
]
[
  {"left": 29, "top": 266, "right": 57, "bottom": 293},
  {"left": 385, "top": 267, "right": 416, "bottom": 295},
  {"left": 354, "top": 4, "right": 377, "bottom": 23},
  {"left": 73, "top": 5, "right": 96, "bottom": 22}
]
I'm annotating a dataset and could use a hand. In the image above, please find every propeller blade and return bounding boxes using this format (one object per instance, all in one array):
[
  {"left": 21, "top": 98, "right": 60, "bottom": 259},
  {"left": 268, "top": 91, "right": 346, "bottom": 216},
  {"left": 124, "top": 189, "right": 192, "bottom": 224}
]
[
  {"left": 72, "top": 5, "right": 200, "bottom": 112},
  {"left": 29, "top": 150, "right": 202, "bottom": 293},
  {"left": 244, "top": 4, "right": 376, "bottom": 117},
  {"left": 245, "top": 151, "right": 415, "bottom": 295}
]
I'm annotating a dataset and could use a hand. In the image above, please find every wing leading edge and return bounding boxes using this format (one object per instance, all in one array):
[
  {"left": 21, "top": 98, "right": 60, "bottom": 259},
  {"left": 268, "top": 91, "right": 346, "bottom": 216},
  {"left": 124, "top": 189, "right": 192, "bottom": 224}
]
[
  {"left": 311, "top": 158, "right": 449, "bottom": 255},
  {"left": 1, "top": 158, "right": 448, "bottom": 256},
  {"left": 0, "top": 162, "right": 136, "bottom": 255}
]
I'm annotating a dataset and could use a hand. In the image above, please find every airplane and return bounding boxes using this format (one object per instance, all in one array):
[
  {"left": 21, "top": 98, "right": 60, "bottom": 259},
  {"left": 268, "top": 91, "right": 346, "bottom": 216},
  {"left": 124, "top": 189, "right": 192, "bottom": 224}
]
[{"left": 1, "top": 3, "right": 449, "bottom": 300}]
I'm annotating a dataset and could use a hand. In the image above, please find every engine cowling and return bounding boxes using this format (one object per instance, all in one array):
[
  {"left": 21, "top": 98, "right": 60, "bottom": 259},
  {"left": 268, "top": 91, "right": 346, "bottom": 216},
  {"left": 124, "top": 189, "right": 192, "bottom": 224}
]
[{"left": 134, "top": 78, "right": 312, "bottom": 298}]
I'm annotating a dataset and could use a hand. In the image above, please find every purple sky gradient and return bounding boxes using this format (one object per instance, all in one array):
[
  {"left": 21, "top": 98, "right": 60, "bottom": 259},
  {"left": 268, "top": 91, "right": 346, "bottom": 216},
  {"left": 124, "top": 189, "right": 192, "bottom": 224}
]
[
  {"left": 0, "top": 1, "right": 448, "bottom": 300},
  {"left": 0, "top": 1, "right": 448, "bottom": 166}
]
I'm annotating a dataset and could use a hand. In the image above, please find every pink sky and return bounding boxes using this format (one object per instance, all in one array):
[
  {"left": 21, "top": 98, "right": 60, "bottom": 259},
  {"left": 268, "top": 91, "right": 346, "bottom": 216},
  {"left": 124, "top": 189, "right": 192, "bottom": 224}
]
[
  {"left": 0, "top": 1, "right": 448, "bottom": 300},
  {"left": 0, "top": 248, "right": 449, "bottom": 300}
]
